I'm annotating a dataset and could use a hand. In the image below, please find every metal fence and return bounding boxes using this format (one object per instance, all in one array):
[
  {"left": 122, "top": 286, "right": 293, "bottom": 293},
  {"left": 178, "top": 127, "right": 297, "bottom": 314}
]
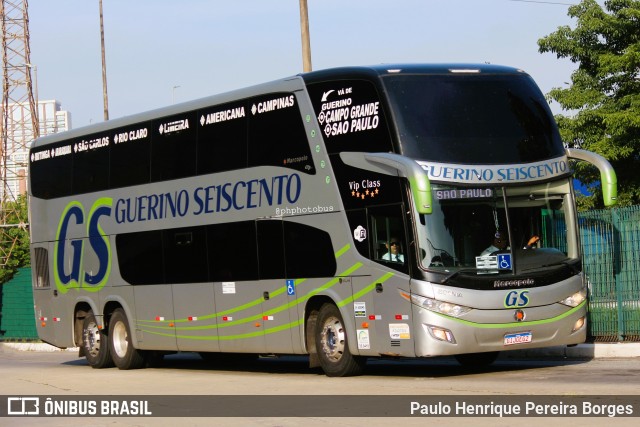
[{"left": 580, "top": 205, "right": 640, "bottom": 342}]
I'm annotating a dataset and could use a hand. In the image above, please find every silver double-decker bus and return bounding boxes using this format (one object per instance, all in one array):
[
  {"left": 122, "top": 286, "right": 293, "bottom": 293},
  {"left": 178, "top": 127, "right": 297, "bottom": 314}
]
[{"left": 29, "top": 64, "right": 617, "bottom": 376}]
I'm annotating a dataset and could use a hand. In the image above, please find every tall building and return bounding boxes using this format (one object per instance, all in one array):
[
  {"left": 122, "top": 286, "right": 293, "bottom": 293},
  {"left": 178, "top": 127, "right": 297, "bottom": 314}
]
[{"left": 3, "top": 99, "right": 71, "bottom": 197}]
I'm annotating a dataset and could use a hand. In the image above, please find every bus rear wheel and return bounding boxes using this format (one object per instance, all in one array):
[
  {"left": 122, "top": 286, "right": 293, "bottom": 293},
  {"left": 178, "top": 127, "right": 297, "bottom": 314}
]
[
  {"left": 108, "top": 308, "right": 145, "bottom": 370},
  {"left": 315, "top": 303, "right": 366, "bottom": 377},
  {"left": 82, "top": 311, "right": 114, "bottom": 369}
]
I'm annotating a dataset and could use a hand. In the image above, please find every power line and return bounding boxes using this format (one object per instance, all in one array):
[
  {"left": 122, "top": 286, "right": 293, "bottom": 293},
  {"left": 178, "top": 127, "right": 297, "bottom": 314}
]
[{"left": 508, "top": 0, "right": 577, "bottom": 5}]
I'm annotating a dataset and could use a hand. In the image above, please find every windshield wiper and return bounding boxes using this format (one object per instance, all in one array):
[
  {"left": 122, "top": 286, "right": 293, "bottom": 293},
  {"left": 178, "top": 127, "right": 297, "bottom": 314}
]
[{"left": 518, "top": 259, "right": 578, "bottom": 274}]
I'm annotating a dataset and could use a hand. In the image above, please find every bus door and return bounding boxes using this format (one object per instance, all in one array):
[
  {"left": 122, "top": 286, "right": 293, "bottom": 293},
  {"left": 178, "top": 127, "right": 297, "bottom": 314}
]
[
  {"left": 119, "top": 230, "right": 177, "bottom": 351},
  {"left": 257, "top": 219, "right": 294, "bottom": 355},
  {"left": 211, "top": 221, "right": 266, "bottom": 354},
  {"left": 172, "top": 282, "right": 218, "bottom": 352},
  {"left": 368, "top": 205, "right": 415, "bottom": 357},
  {"left": 166, "top": 227, "right": 219, "bottom": 352}
]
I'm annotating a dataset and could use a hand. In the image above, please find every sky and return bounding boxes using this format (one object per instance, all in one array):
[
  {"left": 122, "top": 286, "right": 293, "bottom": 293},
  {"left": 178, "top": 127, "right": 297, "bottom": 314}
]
[{"left": 28, "top": 0, "right": 582, "bottom": 130}]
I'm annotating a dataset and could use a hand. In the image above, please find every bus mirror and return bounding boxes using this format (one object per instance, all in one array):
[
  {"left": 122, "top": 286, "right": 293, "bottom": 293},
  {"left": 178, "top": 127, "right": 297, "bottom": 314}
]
[
  {"left": 566, "top": 148, "right": 618, "bottom": 207},
  {"left": 340, "top": 152, "right": 433, "bottom": 214}
]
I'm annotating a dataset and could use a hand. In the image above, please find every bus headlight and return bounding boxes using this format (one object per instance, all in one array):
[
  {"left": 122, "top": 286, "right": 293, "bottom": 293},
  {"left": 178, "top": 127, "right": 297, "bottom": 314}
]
[
  {"left": 400, "top": 290, "right": 472, "bottom": 318},
  {"left": 559, "top": 287, "right": 587, "bottom": 307}
]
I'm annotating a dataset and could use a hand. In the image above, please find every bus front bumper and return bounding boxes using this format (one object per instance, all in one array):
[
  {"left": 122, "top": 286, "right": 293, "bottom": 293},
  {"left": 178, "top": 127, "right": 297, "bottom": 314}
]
[{"left": 412, "top": 303, "right": 587, "bottom": 357}]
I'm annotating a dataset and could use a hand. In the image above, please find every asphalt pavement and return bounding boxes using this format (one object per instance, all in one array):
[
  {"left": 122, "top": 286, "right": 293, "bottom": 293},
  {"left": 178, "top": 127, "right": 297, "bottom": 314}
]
[{"left": 2, "top": 341, "right": 639, "bottom": 358}]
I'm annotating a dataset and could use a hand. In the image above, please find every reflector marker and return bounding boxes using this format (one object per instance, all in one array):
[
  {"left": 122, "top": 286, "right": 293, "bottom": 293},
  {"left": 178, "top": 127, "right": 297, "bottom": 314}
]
[{"left": 155, "top": 316, "right": 165, "bottom": 321}]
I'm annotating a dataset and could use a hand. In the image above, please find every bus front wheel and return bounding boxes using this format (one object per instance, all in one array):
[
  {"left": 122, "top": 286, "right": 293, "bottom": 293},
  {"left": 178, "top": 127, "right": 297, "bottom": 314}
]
[
  {"left": 108, "top": 308, "right": 145, "bottom": 370},
  {"left": 315, "top": 303, "right": 366, "bottom": 377},
  {"left": 82, "top": 311, "right": 114, "bottom": 369}
]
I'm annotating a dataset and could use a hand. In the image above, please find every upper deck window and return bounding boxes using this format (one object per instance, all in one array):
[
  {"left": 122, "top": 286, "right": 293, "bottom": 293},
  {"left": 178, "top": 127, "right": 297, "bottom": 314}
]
[
  {"left": 306, "top": 79, "right": 394, "bottom": 154},
  {"left": 383, "top": 73, "right": 564, "bottom": 164},
  {"left": 30, "top": 92, "right": 314, "bottom": 199}
]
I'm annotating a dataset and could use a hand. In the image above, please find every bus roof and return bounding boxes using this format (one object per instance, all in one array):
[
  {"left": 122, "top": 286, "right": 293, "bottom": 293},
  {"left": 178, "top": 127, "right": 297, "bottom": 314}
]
[
  {"left": 31, "top": 63, "right": 527, "bottom": 150},
  {"left": 300, "top": 63, "right": 527, "bottom": 82}
]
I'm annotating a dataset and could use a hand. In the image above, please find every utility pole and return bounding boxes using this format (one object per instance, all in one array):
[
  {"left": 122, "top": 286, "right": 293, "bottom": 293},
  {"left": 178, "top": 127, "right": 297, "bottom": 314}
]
[
  {"left": 99, "top": 0, "right": 109, "bottom": 120},
  {"left": 299, "top": 0, "right": 312, "bottom": 72}
]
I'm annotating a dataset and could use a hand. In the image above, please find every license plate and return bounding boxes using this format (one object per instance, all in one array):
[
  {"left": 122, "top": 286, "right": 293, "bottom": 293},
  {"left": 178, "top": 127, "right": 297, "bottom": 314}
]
[{"left": 504, "top": 332, "right": 532, "bottom": 346}]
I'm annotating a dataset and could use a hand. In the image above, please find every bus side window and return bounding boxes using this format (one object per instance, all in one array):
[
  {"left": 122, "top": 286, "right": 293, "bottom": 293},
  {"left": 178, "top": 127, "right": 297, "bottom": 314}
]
[
  {"left": 197, "top": 100, "right": 247, "bottom": 174},
  {"left": 30, "top": 142, "right": 72, "bottom": 199},
  {"left": 116, "top": 230, "right": 164, "bottom": 285},
  {"left": 369, "top": 205, "right": 408, "bottom": 273},
  {"left": 110, "top": 123, "right": 151, "bottom": 188},
  {"left": 207, "top": 221, "right": 259, "bottom": 282},
  {"left": 257, "top": 220, "right": 286, "bottom": 280},
  {"left": 247, "top": 93, "right": 315, "bottom": 174},
  {"left": 283, "top": 221, "right": 336, "bottom": 278},
  {"left": 163, "top": 227, "right": 208, "bottom": 284},
  {"left": 151, "top": 111, "right": 198, "bottom": 182}
]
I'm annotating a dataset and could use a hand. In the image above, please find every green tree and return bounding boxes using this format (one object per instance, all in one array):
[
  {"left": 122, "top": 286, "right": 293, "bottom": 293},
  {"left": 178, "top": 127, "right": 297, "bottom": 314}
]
[
  {"left": 0, "top": 195, "right": 30, "bottom": 284},
  {"left": 538, "top": 0, "right": 640, "bottom": 209}
]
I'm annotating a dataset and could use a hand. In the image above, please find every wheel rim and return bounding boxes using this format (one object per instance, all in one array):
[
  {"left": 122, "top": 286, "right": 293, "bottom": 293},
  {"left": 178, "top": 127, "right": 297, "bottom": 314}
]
[
  {"left": 320, "top": 315, "right": 345, "bottom": 363},
  {"left": 112, "top": 320, "right": 128, "bottom": 358},
  {"left": 83, "top": 319, "right": 101, "bottom": 357}
]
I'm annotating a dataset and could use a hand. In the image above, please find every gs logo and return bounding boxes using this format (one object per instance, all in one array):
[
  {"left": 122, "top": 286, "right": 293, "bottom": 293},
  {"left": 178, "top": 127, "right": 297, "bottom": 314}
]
[
  {"left": 504, "top": 290, "right": 530, "bottom": 308},
  {"left": 53, "top": 198, "right": 112, "bottom": 294}
]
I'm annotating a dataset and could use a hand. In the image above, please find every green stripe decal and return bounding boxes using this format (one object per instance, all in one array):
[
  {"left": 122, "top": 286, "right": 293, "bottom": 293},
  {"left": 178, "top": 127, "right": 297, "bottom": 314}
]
[
  {"left": 136, "top": 262, "right": 364, "bottom": 333},
  {"left": 136, "top": 241, "right": 395, "bottom": 342},
  {"left": 334, "top": 244, "right": 350, "bottom": 259},
  {"left": 337, "top": 272, "right": 394, "bottom": 308},
  {"left": 143, "top": 318, "right": 307, "bottom": 341},
  {"left": 137, "top": 244, "right": 353, "bottom": 325}
]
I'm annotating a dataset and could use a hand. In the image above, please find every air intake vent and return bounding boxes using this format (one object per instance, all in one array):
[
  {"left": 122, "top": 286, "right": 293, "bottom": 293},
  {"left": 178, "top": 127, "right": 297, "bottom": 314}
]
[
  {"left": 33, "top": 248, "right": 50, "bottom": 288},
  {"left": 390, "top": 340, "right": 401, "bottom": 347}
]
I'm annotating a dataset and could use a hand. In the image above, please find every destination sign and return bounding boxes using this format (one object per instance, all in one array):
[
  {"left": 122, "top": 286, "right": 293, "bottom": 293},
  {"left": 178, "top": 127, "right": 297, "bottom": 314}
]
[
  {"left": 416, "top": 158, "right": 570, "bottom": 185},
  {"left": 435, "top": 188, "right": 493, "bottom": 200}
]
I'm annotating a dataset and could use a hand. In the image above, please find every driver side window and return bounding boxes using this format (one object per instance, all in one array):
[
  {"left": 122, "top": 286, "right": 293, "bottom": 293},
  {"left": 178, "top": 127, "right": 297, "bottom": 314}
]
[{"left": 369, "top": 205, "right": 408, "bottom": 273}]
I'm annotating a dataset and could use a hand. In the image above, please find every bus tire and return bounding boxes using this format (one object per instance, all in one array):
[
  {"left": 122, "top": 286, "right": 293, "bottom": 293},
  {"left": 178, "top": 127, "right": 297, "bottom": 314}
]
[
  {"left": 454, "top": 351, "right": 499, "bottom": 368},
  {"left": 108, "top": 308, "right": 145, "bottom": 370},
  {"left": 315, "top": 303, "right": 366, "bottom": 377},
  {"left": 82, "top": 311, "right": 114, "bottom": 369}
]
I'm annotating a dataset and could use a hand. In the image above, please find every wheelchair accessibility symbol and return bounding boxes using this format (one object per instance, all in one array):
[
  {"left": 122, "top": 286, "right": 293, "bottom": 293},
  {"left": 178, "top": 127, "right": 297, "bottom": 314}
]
[
  {"left": 498, "top": 254, "right": 512, "bottom": 270},
  {"left": 286, "top": 279, "right": 295, "bottom": 296}
]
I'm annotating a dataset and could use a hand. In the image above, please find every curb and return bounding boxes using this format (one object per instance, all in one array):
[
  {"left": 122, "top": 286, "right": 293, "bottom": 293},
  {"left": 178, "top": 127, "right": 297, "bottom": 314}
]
[
  {"left": 504, "top": 343, "right": 640, "bottom": 359},
  {"left": 0, "top": 342, "right": 78, "bottom": 352}
]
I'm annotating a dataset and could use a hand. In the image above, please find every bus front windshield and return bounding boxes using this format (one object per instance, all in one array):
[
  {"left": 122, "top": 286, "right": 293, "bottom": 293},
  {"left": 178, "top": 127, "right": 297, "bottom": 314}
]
[
  {"left": 416, "top": 181, "right": 579, "bottom": 278},
  {"left": 383, "top": 73, "right": 565, "bottom": 165}
]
